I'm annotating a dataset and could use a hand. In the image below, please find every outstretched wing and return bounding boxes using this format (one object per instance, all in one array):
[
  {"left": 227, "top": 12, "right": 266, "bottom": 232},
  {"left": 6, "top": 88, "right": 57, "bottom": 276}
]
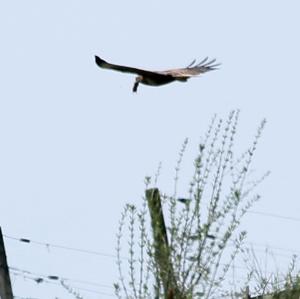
[
  {"left": 160, "top": 57, "right": 220, "bottom": 78},
  {"left": 95, "top": 56, "right": 161, "bottom": 77}
]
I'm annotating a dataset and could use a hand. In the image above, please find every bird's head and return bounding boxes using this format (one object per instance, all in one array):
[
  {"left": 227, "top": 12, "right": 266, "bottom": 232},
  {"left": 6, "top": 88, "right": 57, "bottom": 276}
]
[{"left": 135, "top": 75, "right": 143, "bottom": 83}]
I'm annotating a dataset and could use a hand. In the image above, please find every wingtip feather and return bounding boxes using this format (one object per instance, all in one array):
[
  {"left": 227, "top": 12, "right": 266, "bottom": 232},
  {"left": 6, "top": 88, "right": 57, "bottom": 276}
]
[{"left": 95, "top": 55, "right": 107, "bottom": 67}]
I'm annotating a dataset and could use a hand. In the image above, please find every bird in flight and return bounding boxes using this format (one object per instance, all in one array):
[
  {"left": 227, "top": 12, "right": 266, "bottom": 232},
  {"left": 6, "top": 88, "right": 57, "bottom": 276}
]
[{"left": 95, "top": 55, "right": 220, "bottom": 92}]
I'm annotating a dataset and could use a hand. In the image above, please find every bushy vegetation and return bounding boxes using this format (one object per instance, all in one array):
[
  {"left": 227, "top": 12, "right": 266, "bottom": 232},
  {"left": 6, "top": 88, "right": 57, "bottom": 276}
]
[{"left": 113, "top": 111, "right": 286, "bottom": 299}]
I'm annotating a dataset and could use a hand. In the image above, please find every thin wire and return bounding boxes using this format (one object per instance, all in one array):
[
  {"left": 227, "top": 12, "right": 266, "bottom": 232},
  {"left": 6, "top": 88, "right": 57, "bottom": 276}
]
[
  {"left": 10, "top": 259, "right": 294, "bottom": 297},
  {"left": 4, "top": 231, "right": 300, "bottom": 261},
  {"left": 248, "top": 241, "right": 300, "bottom": 255},
  {"left": 248, "top": 210, "right": 300, "bottom": 222},
  {"left": 11, "top": 271, "right": 115, "bottom": 297},
  {"left": 8, "top": 261, "right": 279, "bottom": 284},
  {"left": 10, "top": 266, "right": 114, "bottom": 289},
  {"left": 3, "top": 234, "right": 126, "bottom": 260}
]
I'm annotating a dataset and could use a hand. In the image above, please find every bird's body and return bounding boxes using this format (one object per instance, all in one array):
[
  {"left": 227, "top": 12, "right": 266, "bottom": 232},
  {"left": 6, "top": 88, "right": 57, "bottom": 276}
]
[
  {"left": 132, "top": 73, "right": 181, "bottom": 92},
  {"left": 94, "top": 56, "right": 219, "bottom": 92}
]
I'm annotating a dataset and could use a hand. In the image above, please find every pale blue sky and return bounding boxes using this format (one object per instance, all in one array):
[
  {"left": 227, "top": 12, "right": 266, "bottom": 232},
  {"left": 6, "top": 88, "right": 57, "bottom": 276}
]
[{"left": 1, "top": 1, "right": 300, "bottom": 298}]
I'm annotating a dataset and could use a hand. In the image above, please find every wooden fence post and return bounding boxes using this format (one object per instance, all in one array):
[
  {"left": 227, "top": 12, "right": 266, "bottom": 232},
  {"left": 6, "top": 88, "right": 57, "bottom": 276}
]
[{"left": 0, "top": 227, "right": 14, "bottom": 299}]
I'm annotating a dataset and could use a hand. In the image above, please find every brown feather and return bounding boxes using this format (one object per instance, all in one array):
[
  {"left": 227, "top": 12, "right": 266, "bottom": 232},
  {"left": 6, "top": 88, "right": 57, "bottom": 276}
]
[{"left": 94, "top": 55, "right": 220, "bottom": 92}]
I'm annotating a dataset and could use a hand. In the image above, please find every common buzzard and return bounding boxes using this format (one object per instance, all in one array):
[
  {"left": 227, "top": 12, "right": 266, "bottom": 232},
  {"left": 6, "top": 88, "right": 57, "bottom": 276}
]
[{"left": 95, "top": 55, "right": 219, "bottom": 92}]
